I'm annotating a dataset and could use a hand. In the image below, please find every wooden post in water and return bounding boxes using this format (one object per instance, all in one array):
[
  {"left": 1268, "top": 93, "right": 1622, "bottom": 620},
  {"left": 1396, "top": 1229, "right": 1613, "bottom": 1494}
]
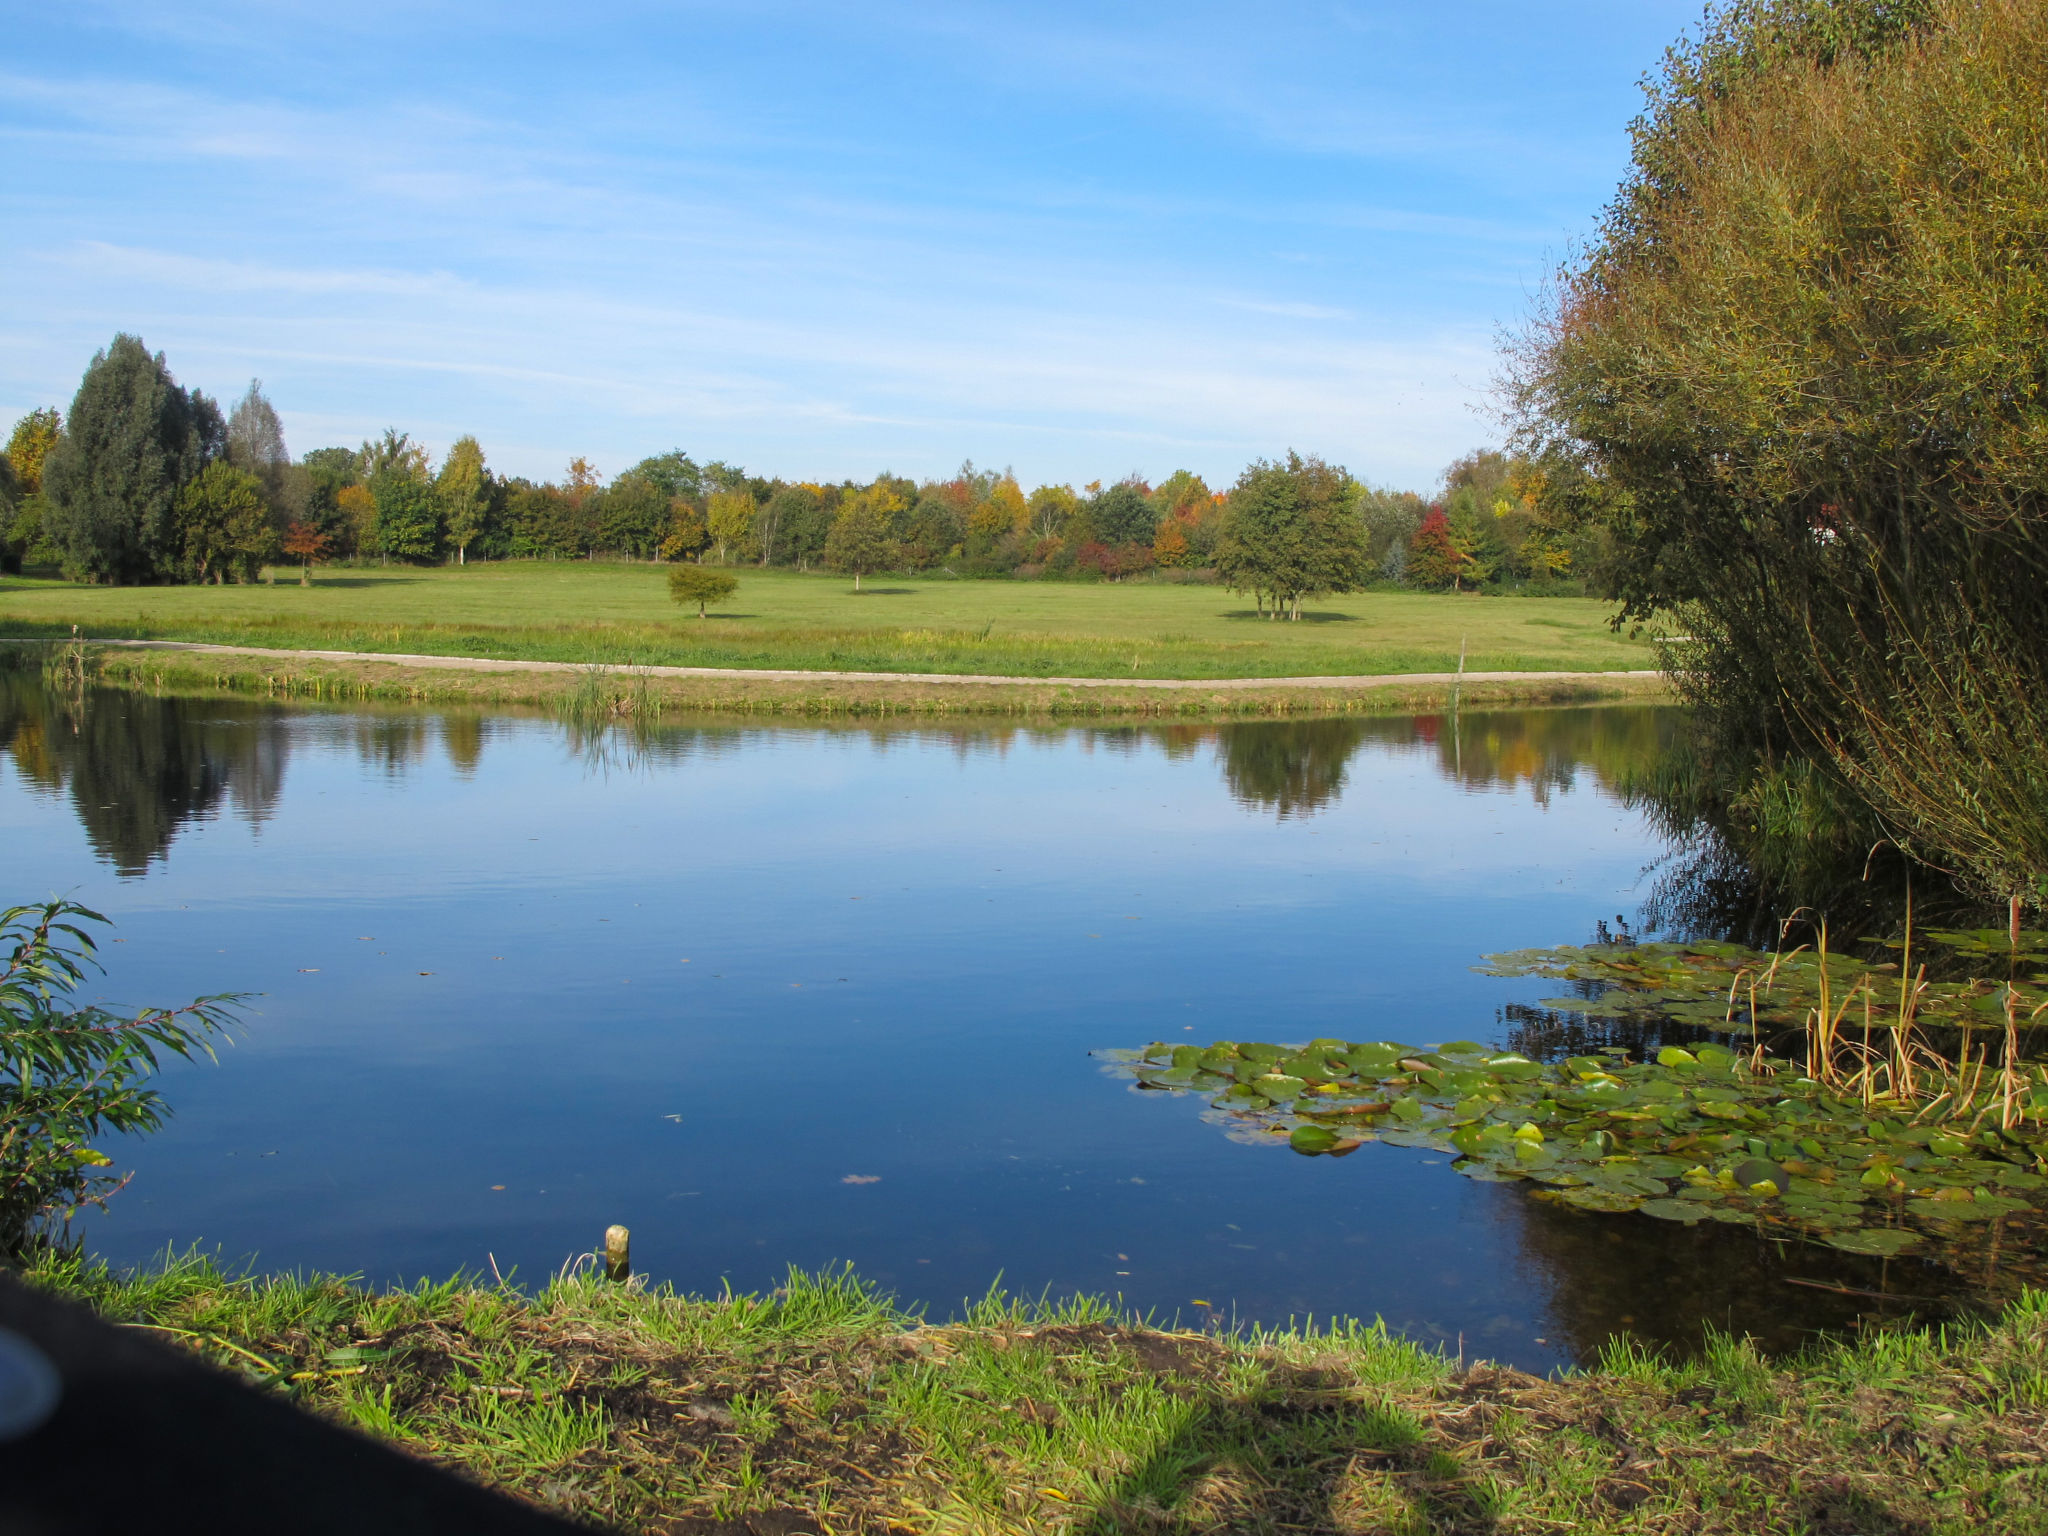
[
  {"left": 1452, "top": 634, "right": 1466, "bottom": 777},
  {"left": 603, "top": 1224, "right": 631, "bottom": 1283}
]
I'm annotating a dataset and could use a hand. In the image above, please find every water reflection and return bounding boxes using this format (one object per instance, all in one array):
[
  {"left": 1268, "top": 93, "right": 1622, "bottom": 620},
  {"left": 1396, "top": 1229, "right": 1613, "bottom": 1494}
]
[
  {"left": 0, "top": 670, "right": 287, "bottom": 877},
  {"left": 1, "top": 674, "right": 1687, "bottom": 877},
  {"left": 1488, "top": 1178, "right": 1981, "bottom": 1361}
]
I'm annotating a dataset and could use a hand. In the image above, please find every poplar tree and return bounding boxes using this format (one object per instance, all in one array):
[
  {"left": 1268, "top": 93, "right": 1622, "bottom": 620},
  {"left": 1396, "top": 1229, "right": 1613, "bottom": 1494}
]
[{"left": 437, "top": 436, "right": 491, "bottom": 564}]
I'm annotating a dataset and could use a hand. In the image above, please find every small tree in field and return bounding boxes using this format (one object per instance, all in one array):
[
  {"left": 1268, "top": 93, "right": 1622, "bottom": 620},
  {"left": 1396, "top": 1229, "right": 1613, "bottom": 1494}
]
[
  {"left": 282, "top": 520, "right": 329, "bottom": 585},
  {"left": 669, "top": 564, "right": 738, "bottom": 618}
]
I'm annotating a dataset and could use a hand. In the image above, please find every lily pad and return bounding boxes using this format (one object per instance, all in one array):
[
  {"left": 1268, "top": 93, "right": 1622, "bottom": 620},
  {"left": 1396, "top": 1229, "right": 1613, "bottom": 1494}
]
[
  {"left": 1559, "top": 1187, "right": 1644, "bottom": 1213},
  {"left": 1288, "top": 1125, "right": 1341, "bottom": 1155},
  {"left": 1641, "top": 1198, "right": 1708, "bottom": 1224},
  {"left": 1825, "top": 1229, "right": 1922, "bottom": 1257}
]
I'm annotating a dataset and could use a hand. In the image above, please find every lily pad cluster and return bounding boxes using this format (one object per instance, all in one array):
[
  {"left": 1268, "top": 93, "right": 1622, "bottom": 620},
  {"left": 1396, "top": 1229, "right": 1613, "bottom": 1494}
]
[
  {"left": 1104, "top": 1036, "right": 2047, "bottom": 1258},
  {"left": 1476, "top": 936, "right": 2048, "bottom": 1049}
]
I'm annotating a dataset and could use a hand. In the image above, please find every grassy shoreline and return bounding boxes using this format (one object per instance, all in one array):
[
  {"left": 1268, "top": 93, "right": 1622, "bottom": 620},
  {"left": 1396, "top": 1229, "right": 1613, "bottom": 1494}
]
[
  {"left": 24, "top": 643, "right": 1670, "bottom": 719},
  {"left": 24, "top": 1248, "right": 2047, "bottom": 1533}
]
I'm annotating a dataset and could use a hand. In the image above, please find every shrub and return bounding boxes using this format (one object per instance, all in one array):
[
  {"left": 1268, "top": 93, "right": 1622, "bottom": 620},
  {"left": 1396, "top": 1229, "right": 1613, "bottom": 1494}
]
[{"left": 1, "top": 900, "right": 239, "bottom": 1255}]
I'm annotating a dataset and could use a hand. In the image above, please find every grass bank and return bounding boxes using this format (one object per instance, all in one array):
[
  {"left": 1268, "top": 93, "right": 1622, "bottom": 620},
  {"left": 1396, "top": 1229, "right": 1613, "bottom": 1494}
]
[
  {"left": 0, "top": 563, "right": 1655, "bottom": 682},
  {"left": 53, "top": 643, "right": 1665, "bottom": 719},
  {"left": 27, "top": 1249, "right": 2046, "bottom": 1534}
]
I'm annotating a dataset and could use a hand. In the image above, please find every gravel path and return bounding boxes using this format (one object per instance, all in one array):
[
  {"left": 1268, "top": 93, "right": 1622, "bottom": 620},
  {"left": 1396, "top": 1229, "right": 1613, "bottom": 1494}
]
[{"left": 34, "top": 637, "right": 1663, "bottom": 691}]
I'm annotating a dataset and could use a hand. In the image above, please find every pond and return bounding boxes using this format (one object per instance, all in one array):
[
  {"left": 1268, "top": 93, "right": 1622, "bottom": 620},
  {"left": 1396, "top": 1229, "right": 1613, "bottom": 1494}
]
[{"left": 0, "top": 675, "right": 1987, "bottom": 1370}]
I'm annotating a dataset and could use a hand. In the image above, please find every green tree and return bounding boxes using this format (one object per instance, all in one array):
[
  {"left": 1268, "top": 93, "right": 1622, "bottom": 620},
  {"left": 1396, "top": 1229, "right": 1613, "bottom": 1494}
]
[
  {"left": 1090, "top": 480, "right": 1156, "bottom": 547},
  {"left": 628, "top": 450, "right": 707, "bottom": 501},
  {"left": 225, "top": 381, "right": 290, "bottom": 509},
  {"left": 41, "top": 336, "right": 221, "bottom": 583},
  {"left": 175, "top": 462, "right": 276, "bottom": 584},
  {"left": 594, "top": 471, "right": 669, "bottom": 560},
  {"left": 668, "top": 564, "right": 739, "bottom": 617},
  {"left": 1217, "top": 453, "right": 1370, "bottom": 619},
  {"left": 0, "top": 454, "right": 16, "bottom": 575},
  {"left": 437, "top": 436, "right": 491, "bottom": 565},
  {"left": 900, "top": 491, "right": 963, "bottom": 569},
  {"left": 766, "top": 484, "right": 827, "bottom": 569},
  {"left": 825, "top": 485, "right": 902, "bottom": 591},
  {"left": 370, "top": 472, "right": 442, "bottom": 563}
]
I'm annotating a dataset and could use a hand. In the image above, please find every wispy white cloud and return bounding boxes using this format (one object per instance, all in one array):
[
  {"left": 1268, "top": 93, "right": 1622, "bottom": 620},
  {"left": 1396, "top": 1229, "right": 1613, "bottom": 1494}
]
[{"left": 0, "top": 1, "right": 1695, "bottom": 487}]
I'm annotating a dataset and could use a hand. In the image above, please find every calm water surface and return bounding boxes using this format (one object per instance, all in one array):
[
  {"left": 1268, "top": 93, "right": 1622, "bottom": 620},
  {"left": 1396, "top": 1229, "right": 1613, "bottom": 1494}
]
[{"left": 0, "top": 682, "right": 1951, "bottom": 1368}]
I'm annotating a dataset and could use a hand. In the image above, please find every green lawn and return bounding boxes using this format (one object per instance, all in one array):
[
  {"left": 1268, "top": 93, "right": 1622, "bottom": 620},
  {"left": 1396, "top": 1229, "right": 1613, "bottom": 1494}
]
[{"left": 0, "top": 564, "right": 1653, "bottom": 680}]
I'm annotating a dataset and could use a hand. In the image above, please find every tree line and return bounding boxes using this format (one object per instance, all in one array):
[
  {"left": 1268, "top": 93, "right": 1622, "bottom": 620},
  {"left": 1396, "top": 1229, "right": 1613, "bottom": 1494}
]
[{"left": 1, "top": 337, "right": 1606, "bottom": 606}]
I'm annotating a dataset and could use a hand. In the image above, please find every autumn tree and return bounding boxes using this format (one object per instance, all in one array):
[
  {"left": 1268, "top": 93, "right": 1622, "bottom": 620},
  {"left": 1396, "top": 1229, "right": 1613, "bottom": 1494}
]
[
  {"left": 2, "top": 410, "right": 60, "bottom": 574},
  {"left": 1406, "top": 508, "right": 1462, "bottom": 589},
  {"left": 659, "top": 500, "right": 709, "bottom": 562},
  {"left": 971, "top": 474, "right": 1028, "bottom": 541},
  {"left": 1026, "top": 484, "right": 1077, "bottom": 544},
  {"left": 668, "top": 564, "right": 739, "bottom": 617},
  {"left": 706, "top": 489, "right": 757, "bottom": 564},
  {"left": 825, "top": 484, "right": 903, "bottom": 590},
  {"left": 299, "top": 446, "right": 361, "bottom": 557},
  {"left": 1217, "top": 453, "right": 1370, "bottom": 619},
  {"left": 437, "top": 436, "right": 491, "bottom": 565},
  {"left": 282, "top": 520, "right": 329, "bottom": 585},
  {"left": 1507, "top": 0, "right": 2048, "bottom": 899},
  {"left": 336, "top": 483, "right": 378, "bottom": 558},
  {"left": 5, "top": 410, "right": 60, "bottom": 495},
  {"left": 42, "top": 336, "right": 222, "bottom": 582}
]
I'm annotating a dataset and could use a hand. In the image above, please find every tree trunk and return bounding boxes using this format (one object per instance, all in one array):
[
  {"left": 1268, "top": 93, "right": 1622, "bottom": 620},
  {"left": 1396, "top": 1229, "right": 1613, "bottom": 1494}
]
[
  {"left": 300, "top": 563, "right": 309, "bottom": 587},
  {"left": 855, "top": 571, "right": 863, "bottom": 592}
]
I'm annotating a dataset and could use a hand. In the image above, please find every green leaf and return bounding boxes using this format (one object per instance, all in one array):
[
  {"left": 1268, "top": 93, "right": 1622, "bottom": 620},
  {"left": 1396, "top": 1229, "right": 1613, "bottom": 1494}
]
[{"left": 1825, "top": 1229, "right": 1921, "bottom": 1257}]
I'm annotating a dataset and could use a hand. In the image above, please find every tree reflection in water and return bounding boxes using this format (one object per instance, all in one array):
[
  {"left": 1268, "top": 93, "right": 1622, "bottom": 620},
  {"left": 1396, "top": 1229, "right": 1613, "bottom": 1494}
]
[
  {"left": 0, "top": 669, "right": 288, "bottom": 877},
  {"left": 1480, "top": 1173, "right": 1983, "bottom": 1363}
]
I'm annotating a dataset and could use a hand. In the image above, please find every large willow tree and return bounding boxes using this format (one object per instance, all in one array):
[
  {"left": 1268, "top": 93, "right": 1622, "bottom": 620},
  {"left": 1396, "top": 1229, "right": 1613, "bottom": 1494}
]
[{"left": 1511, "top": 0, "right": 2048, "bottom": 904}]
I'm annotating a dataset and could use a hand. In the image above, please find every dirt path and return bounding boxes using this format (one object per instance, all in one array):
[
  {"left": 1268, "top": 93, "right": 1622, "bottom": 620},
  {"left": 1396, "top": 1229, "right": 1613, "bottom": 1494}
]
[{"left": 32, "top": 637, "right": 1663, "bottom": 692}]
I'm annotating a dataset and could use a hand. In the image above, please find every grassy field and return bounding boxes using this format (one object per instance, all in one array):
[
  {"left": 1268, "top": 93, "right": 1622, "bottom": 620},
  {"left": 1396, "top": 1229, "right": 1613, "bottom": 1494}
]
[
  {"left": 31, "top": 1249, "right": 2047, "bottom": 1534},
  {"left": 0, "top": 563, "right": 1655, "bottom": 681}
]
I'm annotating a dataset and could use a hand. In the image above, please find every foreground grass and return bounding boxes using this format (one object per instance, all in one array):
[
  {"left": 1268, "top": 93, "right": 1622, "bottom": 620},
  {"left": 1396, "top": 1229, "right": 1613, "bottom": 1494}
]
[
  {"left": 0, "top": 564, "right": 1654, "bottom": 681},
  {"left": 28, "top": 1250, "right": 2048, "bottom": 1534}
]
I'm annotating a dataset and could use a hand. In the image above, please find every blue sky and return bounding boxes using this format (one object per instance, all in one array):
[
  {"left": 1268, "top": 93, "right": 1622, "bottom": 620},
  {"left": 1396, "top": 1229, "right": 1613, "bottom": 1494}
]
[{"left": 2, "top": 1, "right": 1699, "bottom": 492}]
